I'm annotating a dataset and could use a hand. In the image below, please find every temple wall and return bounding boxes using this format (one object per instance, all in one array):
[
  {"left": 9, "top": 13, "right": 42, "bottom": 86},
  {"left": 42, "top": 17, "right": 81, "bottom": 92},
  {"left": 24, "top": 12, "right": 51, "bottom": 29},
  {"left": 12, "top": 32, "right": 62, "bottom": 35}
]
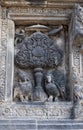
[{"left": 0, "top": 1, "right": 83, "bottom": 128}]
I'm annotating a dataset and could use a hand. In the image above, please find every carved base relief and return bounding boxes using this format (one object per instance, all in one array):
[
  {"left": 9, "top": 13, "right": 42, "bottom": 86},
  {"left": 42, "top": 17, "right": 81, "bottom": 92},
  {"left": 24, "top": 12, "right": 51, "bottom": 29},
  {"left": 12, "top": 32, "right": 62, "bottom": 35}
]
[{"left": 0, "top": 102, "right": 72, "bottom": 119}]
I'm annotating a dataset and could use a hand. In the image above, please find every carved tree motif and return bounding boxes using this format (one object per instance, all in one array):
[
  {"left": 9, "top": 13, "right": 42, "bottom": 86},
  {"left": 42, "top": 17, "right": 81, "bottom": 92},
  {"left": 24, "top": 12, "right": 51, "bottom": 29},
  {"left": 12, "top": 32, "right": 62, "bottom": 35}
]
[{"left": 15, "top": 32, "right": 63, "bottom": 68}]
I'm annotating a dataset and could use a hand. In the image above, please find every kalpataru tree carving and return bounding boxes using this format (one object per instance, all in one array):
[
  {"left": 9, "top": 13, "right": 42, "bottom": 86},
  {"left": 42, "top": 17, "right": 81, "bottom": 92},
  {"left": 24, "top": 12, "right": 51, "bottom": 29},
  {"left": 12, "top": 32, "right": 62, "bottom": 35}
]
[
  {"left": 15, "top": 32, "right": 63, "bottom": 68},
  {"left": 14, "top": 26, "right": 65, "bottom": 102}
]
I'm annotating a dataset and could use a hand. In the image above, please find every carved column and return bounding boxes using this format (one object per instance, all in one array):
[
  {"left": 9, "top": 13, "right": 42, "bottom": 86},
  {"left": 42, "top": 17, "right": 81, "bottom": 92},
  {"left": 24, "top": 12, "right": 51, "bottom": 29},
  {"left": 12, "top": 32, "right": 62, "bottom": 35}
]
[
  {"left": 5, "top": 20, "right": 15, "bottom": 102},
  {"left": 69, "top": 35, "right": 74, "bottom": 101},
  {"left": 69, "top": 8, "right": 75, "bottom": 101},
  {"left": 0, "top": 6, "right": 3, "bottom": 100},
  {"left": 69, "top": 4, "right": 83, "bottom": 101}
]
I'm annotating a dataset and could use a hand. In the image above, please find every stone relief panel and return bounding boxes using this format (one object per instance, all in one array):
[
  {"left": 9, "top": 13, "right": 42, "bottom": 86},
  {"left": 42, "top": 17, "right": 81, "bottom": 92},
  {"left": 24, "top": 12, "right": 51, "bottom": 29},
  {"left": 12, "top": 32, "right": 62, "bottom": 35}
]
[
  {"left": 0, "top": 2, "right": 83, "bottom": 121},
  {"left": 13, "top": 25, "right": 68, "bottom": 103}
]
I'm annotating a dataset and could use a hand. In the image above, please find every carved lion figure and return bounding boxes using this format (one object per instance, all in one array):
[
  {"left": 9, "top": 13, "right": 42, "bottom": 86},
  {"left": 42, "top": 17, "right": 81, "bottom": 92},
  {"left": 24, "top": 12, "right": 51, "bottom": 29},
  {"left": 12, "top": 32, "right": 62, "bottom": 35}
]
[{"left": 13, "top": 70, "right": 33, "bottom": 102}]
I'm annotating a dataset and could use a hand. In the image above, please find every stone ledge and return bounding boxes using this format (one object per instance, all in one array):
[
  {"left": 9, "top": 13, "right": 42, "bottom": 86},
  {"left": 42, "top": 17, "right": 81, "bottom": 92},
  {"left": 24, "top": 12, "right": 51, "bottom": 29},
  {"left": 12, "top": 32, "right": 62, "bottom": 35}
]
[
  {"left": 0, "top": 119, "right": 82, "bottom": 130},
  {"left": 0, "top": 102, "right": 72, "bottom": 119}
]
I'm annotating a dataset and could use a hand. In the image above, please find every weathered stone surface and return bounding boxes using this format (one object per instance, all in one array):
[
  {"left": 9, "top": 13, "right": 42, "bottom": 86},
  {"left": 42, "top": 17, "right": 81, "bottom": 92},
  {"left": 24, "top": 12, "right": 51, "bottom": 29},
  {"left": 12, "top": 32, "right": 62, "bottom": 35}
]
[
  {"left": 74, "top": 100, "right": 83, "bottom": 119},
  {"left": 69, "top": 4, "right": 83, "bottom": 101},
  {"left": 6, "top": 19, "right": 14, "bottom": 102},
  {"left": 0, "top": 119, "right": 83, "bottom": 130},
  {"left": 0, "top": 1, "right": 83, "bottom": 130}
]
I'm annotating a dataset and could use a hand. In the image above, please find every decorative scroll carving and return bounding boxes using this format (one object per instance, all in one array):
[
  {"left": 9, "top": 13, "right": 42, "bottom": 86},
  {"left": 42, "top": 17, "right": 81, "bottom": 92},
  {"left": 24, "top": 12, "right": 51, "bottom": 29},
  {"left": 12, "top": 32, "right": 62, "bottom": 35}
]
[
  {"left": 14, "top": 29, "right": 25, "bottom": 55},
  {"left": 72, "top": 67, "right": 83, "bottom": 102},
  {"left": 8, "top": 7, "right": 71, "bottom": 16},
  {"left": 0, "top": 102, "right": 72, "bottom": 119},
  {"left": 73, "top": 47, "right": 80, "bottom": 73}
]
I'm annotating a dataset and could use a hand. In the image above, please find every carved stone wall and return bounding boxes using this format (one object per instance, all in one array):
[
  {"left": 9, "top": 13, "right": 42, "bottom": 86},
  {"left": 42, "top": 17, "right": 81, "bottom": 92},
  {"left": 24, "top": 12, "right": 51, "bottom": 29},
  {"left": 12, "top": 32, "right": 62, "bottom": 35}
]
[{"left": 0, "top": 1, "right": 83, "bottom": 122}]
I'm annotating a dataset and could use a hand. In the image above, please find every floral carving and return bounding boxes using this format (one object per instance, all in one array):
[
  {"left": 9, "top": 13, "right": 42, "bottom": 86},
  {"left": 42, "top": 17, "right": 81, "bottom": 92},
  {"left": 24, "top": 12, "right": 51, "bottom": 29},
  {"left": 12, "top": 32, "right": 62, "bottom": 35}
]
[{"left": 15, "top": 32, "right": 63, "bottom": 68}]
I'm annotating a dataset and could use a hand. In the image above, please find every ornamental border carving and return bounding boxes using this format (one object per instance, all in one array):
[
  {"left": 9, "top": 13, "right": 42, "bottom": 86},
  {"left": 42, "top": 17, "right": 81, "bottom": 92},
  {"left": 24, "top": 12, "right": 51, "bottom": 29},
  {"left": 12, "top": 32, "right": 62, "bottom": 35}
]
[
  {"left": 7, "top": 7, "right": 72, "bottom": 23},
  {"left": 0, "top": 19, "right": 8, "bottom": 101}
]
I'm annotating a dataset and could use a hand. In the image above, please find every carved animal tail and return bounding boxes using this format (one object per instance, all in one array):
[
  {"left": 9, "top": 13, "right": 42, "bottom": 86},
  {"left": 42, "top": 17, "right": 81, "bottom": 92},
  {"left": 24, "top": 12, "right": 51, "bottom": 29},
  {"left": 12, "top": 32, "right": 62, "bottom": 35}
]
[{"left": 55, "top": 82, "right": 65, "bottom": 99}]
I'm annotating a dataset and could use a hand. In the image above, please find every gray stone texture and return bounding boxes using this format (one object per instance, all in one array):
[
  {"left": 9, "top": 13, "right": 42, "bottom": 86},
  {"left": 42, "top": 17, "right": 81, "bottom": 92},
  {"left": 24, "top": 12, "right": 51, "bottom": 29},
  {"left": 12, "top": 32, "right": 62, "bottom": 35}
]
[
  {"left": 0, "top": 119, "right": 83, "bottom": 130},
  {"left": 0, "top": 1, "right": 83, "bottom": 130}
]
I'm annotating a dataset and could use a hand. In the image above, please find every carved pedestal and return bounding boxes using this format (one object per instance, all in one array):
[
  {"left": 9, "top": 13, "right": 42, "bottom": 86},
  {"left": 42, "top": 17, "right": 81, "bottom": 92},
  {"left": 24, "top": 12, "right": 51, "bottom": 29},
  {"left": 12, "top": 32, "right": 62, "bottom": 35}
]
[{"left": 33, "top": 68, "right": 47, "bottom": 101}]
